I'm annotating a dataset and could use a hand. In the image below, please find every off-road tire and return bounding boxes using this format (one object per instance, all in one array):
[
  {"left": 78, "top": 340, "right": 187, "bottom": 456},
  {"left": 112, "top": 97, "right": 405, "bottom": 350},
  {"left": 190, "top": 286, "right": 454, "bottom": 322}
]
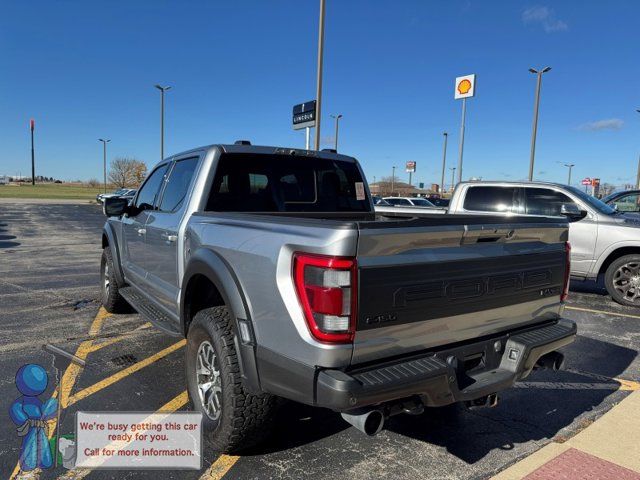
[
  {"left": 605, "top": 254, "right": 640, "bottom": 307},
  {"left": 100, "top": 247, "right": 130, "bottom": 313},
  {"left": 186, "top": 306, "right": 276, "bottom": 452}
]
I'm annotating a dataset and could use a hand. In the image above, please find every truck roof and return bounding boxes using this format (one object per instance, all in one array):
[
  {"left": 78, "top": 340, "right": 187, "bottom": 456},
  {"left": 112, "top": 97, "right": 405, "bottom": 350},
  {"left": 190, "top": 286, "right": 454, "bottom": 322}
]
[
  {"left": 457, "top": 180, "right": 570, "bottom": 189},
  {"left": 161, "top": 143, "right": 358, "bottom": 164}
]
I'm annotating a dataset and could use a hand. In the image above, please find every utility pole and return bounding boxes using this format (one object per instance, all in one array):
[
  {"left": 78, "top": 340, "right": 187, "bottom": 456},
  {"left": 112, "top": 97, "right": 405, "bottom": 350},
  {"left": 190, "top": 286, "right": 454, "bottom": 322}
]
[
  {"left": 30, "top": 119, "right": 35, "bottom": 185},
  {"left": 154, "top": 85, "right": 171, "bottom": 160},
  {"left": 528, "top": 67, "right": 551, "bottom": 181},
  {"left": 330, "top": 114, "right": 342, "bottom": 151},
  {"left": 440, "top": 132, "right": 448, "bottom": 194},
  {"left": 391, "top": 166, "right": 396, "bottom": 196},
  {"left": 450, "top": 167, "right": 456, "bottom": 193},
  {"left": 563, "top": 163, "right": 575, "bottom": 185},
  {"left": 314, "top": 0, "right": 326, "bottom": 151},
  {"left": 99, "top": 139, "right": 111, "bottom": 193}
]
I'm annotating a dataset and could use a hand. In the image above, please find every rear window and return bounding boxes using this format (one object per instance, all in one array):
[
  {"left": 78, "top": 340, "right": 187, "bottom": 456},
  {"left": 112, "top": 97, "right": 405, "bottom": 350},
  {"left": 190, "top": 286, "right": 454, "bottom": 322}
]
[
  {"left": 463, "top": 186, "right": 519, "bottom": 213},
  {"left": 206, "top": 153, "right": 370, "bottom": 212}
]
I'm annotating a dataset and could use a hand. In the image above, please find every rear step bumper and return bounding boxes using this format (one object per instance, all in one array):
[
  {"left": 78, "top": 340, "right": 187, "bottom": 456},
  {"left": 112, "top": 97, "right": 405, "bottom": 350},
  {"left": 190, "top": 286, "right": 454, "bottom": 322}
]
[{"left": 316, "top": 319, "right": 576, "bottom": 411}]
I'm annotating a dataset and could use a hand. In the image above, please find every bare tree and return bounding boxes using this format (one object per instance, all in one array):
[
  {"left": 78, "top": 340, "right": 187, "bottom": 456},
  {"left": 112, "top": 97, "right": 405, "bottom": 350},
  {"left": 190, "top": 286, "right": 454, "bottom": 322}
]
[
  {"left": 87, "top": 178, "right": 100, "bottom": 187},
  {"left": 108, "top": 157, "right": 148, "bottom": 188}
]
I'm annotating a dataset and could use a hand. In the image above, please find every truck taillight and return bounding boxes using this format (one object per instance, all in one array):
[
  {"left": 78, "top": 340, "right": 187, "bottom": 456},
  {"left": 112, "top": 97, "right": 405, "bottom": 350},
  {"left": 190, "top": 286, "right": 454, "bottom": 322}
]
[
  {"left": 561, "top": 242, "right": 571, "bottom": 302},
  {"left": 293, "top": 253, "right": 357, "bottom": 343}
]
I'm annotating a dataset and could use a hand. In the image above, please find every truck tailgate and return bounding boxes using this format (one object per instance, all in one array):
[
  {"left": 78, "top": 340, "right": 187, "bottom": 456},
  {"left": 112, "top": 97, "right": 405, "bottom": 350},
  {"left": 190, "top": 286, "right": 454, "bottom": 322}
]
[{"left": 353, "top": 217, "right": 568, "bottom": 364}]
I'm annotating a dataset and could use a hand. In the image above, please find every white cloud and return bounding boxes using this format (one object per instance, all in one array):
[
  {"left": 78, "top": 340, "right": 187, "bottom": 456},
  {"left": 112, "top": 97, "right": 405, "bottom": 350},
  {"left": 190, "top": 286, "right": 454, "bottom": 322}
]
[
  {"left": 578, "top": 118, "right": 625, "bottom": 131},
  {"left": 522, "top": 6, "right": 568, "bottom": 33}
]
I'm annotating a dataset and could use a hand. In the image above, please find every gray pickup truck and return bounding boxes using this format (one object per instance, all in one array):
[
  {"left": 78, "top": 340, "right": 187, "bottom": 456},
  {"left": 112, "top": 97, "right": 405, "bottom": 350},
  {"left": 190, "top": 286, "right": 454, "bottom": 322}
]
[
  {"left": 449, "top": 181, "right": 640, "bottom": 307},
  {"left": 100, "top": 143, "right": 576, "bottom": 452}
]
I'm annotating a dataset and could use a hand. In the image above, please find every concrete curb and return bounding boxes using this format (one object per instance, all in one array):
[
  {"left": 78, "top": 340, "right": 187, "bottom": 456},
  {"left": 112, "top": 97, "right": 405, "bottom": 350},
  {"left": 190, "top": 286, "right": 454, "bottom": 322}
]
[{"left": 493, "top": 390, "right": 640, "bottom": 478}]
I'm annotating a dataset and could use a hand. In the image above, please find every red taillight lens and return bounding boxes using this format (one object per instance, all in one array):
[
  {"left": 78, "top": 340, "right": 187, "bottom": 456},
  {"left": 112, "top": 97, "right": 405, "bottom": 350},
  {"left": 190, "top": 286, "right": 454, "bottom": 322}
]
[
  {"left": 293, "top": 253, "right": 357, "bottom": 343},
  {"left": 561, "top": 242, "right": 571, "bottom": 302}
]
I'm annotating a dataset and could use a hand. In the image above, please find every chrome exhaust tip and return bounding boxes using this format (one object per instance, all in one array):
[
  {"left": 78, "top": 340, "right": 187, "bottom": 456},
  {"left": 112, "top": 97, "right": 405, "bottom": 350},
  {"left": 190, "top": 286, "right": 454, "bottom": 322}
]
[{"left": 341, "top": 409, "right": 385, "bottom": 436}]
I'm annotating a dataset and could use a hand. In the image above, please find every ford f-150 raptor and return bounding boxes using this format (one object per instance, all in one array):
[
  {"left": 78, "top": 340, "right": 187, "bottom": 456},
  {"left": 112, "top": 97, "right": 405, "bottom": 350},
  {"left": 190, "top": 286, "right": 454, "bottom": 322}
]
[{"left": 100, "top": 143, "right": 576, "bottom": 452}]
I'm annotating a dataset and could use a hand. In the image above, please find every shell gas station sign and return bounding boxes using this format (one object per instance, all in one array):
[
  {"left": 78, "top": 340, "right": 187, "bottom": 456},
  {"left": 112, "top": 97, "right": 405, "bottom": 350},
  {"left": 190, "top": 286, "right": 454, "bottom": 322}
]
[{"left": 454, "top": 74, "right": 476, "bottom": 99}]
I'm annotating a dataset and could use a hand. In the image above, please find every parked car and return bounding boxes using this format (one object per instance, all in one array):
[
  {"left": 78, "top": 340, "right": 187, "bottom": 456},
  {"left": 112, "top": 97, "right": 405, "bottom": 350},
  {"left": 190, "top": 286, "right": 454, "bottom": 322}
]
[
  {"left": 97, "top": 188, "right": 137, "bottom": 204},
  {"left": 384, "top": 196, "right": 436, "bottom": 207},
  {"left": 429, "top": 197, "right": 450, "bottom": 208},
  {"left": 449, "top": 181, "right": 640, "bottom": 306},
  {"left": 372, "top": 195, "right": 390, "bottom": 205},
  {"left": 602, "top": 190, "right": 640, "bottom": 213},
  {"left": 101, "top": 144, "right": 574, "bottom": 451}
]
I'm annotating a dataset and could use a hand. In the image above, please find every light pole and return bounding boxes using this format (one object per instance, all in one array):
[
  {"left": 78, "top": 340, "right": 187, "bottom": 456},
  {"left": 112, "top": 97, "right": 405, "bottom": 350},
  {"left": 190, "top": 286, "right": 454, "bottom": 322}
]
[
  {"left": 528, "top": 66, "right": 551, "bottom": 181},
  {"left": 154, "top": 85, "right": 171, "bottom": 160},
  {"left": 314, "top": 0, "right": 326, "bottom": 151},
  {"left": 450, "top": 167, "right": 456, "bottom": 193},
  {"left": 391, "top": 166, "right": 396, "bottom": 196},
  {"left": 636, "top": 109, "right": 640, "bottom": 189},
  {"left": 563, "top": 163, "right": 575, "bottom": 185},
  {"left": 99, "top": 139, "right": 111, "bottom": 193},
  {"left": 440, "top": 132, "right": 448, "bottom": 194},
  {"left": 330, "top": 114, "right": 342, "bottom": 151},
  {"left": 30, "top": 119, "right": 35, "bottom": 186}
]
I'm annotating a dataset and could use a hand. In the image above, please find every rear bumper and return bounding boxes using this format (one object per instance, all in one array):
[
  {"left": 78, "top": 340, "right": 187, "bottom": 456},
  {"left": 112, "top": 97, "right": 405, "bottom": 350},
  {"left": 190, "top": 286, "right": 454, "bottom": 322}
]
[{"left": 315, "top": 319, "right": 576, "bottom": 411}]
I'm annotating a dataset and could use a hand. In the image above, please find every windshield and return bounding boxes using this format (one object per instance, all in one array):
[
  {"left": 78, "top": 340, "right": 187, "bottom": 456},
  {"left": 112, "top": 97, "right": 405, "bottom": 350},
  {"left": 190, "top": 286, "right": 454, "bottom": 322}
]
[
  {"left": 410, "top": 198, "right": 435, "bottom": 207},
  {"left": 565, "top": 185, "right": 616, "bottom": 215}
]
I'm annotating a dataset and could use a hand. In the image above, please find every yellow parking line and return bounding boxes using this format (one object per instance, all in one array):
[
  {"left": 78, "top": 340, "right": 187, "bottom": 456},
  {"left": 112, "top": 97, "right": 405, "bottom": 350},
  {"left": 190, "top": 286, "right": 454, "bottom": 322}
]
[
  {"left": 66, "top": 339, "right": 185, "bottom": 406},
  {"left": 86, "top": 322, "right": 152, "bottom": 353},
  {"left": 10, "top": 307, "right": 109, "bottom": 480},
  {"left": 565, "top": 305, "right": 640, "bottom": 320},
  {"left": 616, "top": 378, "right": 640, "bottom": 391},
  {"left": 200, "top": 455, "right": 240, "bottom": 480},
  {"left": 56, "top": 390, "right": 189, "bottom": 480}
]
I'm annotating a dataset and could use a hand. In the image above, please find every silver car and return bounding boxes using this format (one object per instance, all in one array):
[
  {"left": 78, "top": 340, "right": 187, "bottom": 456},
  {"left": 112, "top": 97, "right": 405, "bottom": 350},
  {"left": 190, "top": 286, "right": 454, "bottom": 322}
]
[{"left": 449, "top": 181, "right": 640, "bottom": 306}]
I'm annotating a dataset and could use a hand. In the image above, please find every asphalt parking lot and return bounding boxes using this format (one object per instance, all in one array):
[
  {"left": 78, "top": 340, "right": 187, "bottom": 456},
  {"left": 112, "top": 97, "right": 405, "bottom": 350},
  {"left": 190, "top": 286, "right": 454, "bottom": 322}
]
[{"left": 1, "top": 200, "right": 639, "bottom": 480}]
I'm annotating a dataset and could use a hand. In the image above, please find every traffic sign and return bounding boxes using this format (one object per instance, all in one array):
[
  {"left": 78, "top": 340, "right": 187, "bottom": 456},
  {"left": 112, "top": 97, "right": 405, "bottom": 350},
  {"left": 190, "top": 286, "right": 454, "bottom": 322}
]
[
  {"left": 405, "top": 161, "right": 416, "bottom": 173},
  {"left": 292, "top": 101, "right": 316, "bottom": 130},
  {"left": 581, "top": 178, "right": 591, "bottom": 186},
  {"left": 454, "top": 74, "right": 476, "bottom": 100}
]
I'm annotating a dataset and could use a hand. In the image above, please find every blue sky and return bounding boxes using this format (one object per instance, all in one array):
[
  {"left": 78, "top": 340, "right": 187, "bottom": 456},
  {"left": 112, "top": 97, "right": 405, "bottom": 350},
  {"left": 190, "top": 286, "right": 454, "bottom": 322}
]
[{"left": 1, "top": 1, "right": 638, "bottom": 188}]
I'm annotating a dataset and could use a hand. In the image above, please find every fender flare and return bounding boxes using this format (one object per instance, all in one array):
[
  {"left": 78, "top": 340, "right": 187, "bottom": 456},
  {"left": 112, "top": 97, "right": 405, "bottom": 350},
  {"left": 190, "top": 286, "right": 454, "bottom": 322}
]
[
  {"left": 593, "top": 241, "right": 640, "bottom": 276},
  {"left": 102, "top": 222, "right": 125, "bottom": 287},
  {"left": 181, "top": 248, "right": 261, "bottom": 393}
]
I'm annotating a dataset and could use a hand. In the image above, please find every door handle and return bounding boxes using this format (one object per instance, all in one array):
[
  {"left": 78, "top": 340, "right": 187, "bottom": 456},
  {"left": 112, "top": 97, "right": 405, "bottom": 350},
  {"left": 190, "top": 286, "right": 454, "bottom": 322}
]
[
  {"left": 137, "top": 228, "right": 146, "bottom": 236},
  {"left": 161, "top": 233, "right": 178, "bottom": 244}
]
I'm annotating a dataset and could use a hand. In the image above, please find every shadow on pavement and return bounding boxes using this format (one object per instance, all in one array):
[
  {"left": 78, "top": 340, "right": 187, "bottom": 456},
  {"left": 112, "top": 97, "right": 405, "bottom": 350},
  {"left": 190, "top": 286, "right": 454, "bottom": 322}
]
[
  {"left": 385, "top": 336, "right": 636, "bottom": 464},
  {"left": 0, "top": 220, "right": 20, "bottom": 248},
  {"left": 239, "top": 336, "right": 635, "bottom": 462},
  {"left": 570, "top": 278, "right": 607, "bottom": 296}
]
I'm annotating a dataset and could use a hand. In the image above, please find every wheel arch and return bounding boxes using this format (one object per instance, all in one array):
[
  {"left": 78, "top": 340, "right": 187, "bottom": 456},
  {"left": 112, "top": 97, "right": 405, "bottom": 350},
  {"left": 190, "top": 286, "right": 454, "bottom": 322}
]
[
  {"left": 597, "top": 245, "right": 640, "bottom": 277},
  {"left": 102, "top": 222, "right": 125, "bottom": 286},
  {"left": 181, "top": 248, "right": 261, "bottom": 393}
]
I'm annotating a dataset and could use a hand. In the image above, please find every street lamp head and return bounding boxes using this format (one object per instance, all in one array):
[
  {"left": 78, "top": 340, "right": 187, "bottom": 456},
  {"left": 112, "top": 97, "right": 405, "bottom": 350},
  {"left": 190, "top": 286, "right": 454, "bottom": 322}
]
[
  {"left": 155, "top": 84, "right": 172, "bottom": 91},
  {"left": 443, "top": 132, "right": 448, "bottom": 136},
  {"left": 636, "top": 109, "right": 640, "bottom": 114},
  {"left": 542, "top": 66, "right": 552, "bottom": 73},
  {"left": 529, "top": 68, "right": 538, "bottom": 74}
]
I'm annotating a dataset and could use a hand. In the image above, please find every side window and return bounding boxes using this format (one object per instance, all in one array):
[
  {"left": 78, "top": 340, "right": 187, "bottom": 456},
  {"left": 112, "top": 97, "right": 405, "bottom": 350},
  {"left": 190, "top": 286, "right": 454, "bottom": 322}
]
[
  {"left": 135, "top": 164, "right": 169, "bottom": 211},
  {"left": 463, "top": 187, "right": 518, "bottom": 213},
  {"left": 612, "top": 193, "right": 640, "bottom": 212},
  {"left": 525, "top": 188, "right": 574, "bottom": 216},
  {"left": 158, "top": 157, "right": 199, "bottom": 212}
]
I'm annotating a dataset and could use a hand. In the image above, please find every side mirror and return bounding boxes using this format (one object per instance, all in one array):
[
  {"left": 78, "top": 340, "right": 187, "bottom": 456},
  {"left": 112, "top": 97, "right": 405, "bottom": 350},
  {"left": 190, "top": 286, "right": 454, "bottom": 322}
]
[
  {"left": 103, "top": 196, "right": 130, "bottom": 217},
  {"left": 560, "top": 203, "right": 586, "bottom": 220}
]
